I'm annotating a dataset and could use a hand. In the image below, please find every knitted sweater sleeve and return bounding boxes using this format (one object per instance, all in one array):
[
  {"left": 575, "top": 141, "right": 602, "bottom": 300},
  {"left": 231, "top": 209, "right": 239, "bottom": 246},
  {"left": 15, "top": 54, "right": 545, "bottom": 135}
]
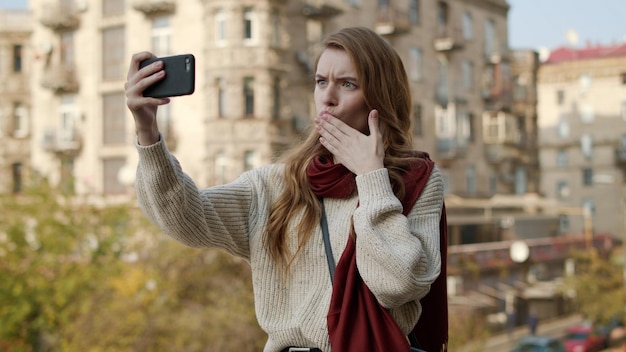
[
  {"left": 134, "top": 139, "right": 253, "bottom": 260},
  {"left": 353, "top": 166, "right": 444, "bottom": 309}
]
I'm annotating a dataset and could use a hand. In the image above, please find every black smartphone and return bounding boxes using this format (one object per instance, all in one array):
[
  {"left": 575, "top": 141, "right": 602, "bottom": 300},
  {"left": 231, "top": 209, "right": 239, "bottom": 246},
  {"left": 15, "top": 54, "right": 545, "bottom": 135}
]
[{"left": 139, "top": 54, "right": 195, "bottom": 98}]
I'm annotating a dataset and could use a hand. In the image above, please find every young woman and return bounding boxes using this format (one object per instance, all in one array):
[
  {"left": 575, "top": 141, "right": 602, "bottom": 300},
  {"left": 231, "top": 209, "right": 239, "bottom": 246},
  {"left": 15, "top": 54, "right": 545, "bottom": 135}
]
[{"left": 125, "top": 26, "right": 445, "bottom": 352}]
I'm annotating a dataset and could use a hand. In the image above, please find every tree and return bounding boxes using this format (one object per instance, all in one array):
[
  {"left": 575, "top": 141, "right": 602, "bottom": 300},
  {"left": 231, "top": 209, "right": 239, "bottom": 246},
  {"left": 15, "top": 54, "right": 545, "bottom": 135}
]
[
  {"left": 0, "top": 181, "right": 131, "bottom": 351},
  {"left": 560, "top": 248, "right": 625, "bottom": 326}
]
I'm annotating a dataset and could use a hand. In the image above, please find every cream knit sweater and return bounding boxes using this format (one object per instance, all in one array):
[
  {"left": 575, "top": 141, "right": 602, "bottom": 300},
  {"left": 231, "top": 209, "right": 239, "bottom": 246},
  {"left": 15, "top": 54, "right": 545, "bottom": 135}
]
[{"left": 135, "top": 139, "right": 444, "bottom": 352}]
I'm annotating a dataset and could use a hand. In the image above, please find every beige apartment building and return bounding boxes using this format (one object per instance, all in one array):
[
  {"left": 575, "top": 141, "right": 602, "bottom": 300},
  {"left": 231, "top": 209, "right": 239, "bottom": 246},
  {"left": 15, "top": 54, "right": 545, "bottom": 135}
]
[
  {"left": 24, "top": 0, "right": 539, "bottom": 235},
  {"left": 538, "top": 43, "right": 626, "bottom": 237},
  {"left": 0, "top": 9, "right": 31, "bottom": 194}
]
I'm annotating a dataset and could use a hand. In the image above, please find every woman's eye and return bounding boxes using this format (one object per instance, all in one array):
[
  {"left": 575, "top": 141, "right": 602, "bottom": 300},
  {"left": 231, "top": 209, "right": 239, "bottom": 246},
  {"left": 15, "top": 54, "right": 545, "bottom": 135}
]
[
  {"left": 316, "top": 79, "right": 327, "bottom": 87},
  {"left": 343, "top": 81, "right": 356, "bottom": 89}
]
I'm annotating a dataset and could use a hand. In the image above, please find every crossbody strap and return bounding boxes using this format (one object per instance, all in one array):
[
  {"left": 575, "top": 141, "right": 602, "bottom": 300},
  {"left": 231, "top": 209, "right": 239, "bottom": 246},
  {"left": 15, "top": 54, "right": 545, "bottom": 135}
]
[{"left": 319, "top": 198, "right": 335, "bottom": 282}]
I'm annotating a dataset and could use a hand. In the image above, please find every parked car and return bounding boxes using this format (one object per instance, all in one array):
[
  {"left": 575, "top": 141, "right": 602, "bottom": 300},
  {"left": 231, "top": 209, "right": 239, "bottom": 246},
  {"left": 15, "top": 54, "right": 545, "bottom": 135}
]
[
  {"left": 509, "top": 335, "right": 567, "bottom": 352},
  {"left": 562, "top": 325, "right": 606, "bottom": 352}
]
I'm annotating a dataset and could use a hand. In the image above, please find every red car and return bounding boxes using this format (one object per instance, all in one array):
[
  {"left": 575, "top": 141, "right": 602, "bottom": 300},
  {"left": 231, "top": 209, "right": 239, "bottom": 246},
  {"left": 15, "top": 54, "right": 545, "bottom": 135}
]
[{"left": 562, "top": 325, "right": 606, "bottom": 352}]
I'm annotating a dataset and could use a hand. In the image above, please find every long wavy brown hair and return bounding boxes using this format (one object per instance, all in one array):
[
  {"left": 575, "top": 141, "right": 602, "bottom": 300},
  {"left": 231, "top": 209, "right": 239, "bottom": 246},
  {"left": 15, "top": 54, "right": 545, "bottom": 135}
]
[{"left": 266, "top": 27, "right": 417, "bottom": 271}]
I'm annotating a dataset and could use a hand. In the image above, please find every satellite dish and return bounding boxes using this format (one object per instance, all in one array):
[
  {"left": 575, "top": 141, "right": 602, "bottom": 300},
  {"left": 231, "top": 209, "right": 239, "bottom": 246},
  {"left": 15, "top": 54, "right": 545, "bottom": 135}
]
[{"left": 510, "top": 240, "right": 530, "bottom": 263}]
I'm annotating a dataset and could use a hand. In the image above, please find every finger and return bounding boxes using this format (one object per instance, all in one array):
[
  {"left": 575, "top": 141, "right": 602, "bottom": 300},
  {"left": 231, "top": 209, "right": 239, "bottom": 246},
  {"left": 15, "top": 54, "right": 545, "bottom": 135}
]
[
  {"left": 127, "top": 51, "right": 156, "bottom": 80},
  {"left": 367, "top": 109, "right": 379, "bottom": 137}
]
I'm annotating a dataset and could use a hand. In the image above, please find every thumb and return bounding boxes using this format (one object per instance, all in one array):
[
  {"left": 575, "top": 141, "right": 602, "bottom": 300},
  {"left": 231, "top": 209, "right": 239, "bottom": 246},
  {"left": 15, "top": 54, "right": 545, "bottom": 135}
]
[{"left": 368, "top": 109, "right": 380, "bottom": 136}]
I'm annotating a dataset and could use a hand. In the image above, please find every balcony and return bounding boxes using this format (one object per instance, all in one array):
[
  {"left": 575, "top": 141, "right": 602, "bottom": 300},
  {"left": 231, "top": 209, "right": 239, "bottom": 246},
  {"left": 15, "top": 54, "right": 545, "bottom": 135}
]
[
  {"left": 375, "top": 4, "right": 410, "bottom": 36},
  {"left": 301, "top": 0, "right": 343, "bottom": 18},
  {"left": 433, "top": 26, "right": 464, "bottom": 52},
  {"left": 482, "top": 111, "right": 520, "bottom": 146},
  {"left": 40, "top": 2, "right": 81, "bottom": 31},
  {"left": 42, "top": 127, "right": 82, "bottom": 154},
  {"left": 132, "top": 0, "right": 176, "bottom": 15},
  {"left": 41, "top": 65, "right": 79, "bottom": 93}
]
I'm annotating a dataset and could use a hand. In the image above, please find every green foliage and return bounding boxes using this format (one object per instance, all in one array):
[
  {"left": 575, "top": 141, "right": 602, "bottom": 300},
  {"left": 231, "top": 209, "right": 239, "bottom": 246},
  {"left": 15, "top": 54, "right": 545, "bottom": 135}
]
[
  {"left": 560, "top": 248, "right": 625, "bottom": 326},
  {"left": 0, "top": 181, "right": 265, "bottom": 351}
]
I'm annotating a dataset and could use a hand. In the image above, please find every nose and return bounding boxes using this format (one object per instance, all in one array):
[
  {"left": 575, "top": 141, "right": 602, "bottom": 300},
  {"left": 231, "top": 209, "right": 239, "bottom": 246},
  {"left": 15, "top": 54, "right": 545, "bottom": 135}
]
[{"left": 321, "top": 83, "right": 338, "bottom": 107}]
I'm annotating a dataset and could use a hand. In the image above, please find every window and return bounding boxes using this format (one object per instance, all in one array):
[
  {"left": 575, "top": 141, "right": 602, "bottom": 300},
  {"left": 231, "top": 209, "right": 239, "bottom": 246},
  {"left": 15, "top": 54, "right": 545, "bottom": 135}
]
[
  {"left": 103, "top": 92, "right": 126, "bottom": 145},
  {"left": 484, "top": 19, "right": 495, "bottom": 57},
  {"left": 436, "top": 58, "right": 448, "bottom": 103},
  {"left": 156, "top": 103, "right": 172, "bottom": 141},
  {"left": 580, "top": 134, "right": 593, "bottom": 159},
  {"left": 59, "top": 95, "right": 78, "bottom": 146},
  {"left": 243, "top": 150, "right": 258, "bottom": 171},
  {"left": 271, "top": 11, "right": 280, "bottom": 47},
  {"left": 13, "top": 44, "right": 22, "bottom": 72},
  {"left": 462, "top": 11, "right": 472, "bottom": 39},
  {"left": 12, "top": 102, "right": 28, "bottom": 138},
  {"left": 559, "top": 214, "right": 570, "bottom": 232},
  {"left": 408, "top": 47, "right": 423, "bottom": 81},
  {"left": 582, "top": 168, "right": 593, "bottom": 186},
  {"left": 557, "top": 180, "right": 569, "bottom": 199},
  {"left": 103, "top": 157, "right": 126, "bottom": 195},
  {"left": 216, "top": 151, "right": 227, "bottom": 184},
  {"left": 515, "top": 167, "right": 526, "bottom": 195},
  {"left": 580, "top": 103, "right": 594, "bottom": 123},
  {"left": 215, "top": 9, "right": 227, "bottom": 45},
  {"left": 465, "top": 165, "right": 476, "bottom": 196},
  {"left": 61, "top": 32, "right": 75, "bottom": 69},
  {"left": 557, "top": 90, "right": 564, "bottom": 105},
  {"left": 12, "top": 162, "right": 22, "bottom": 194},
  {"left": 437, "top": 2, "right": 448, "bottom": 27},
  {"left": 579, "top": 74, "right": 591, "bottom": 94},
  {"left": 622, "top": 102, "right": 626, "bottom": 121},
  {"left": 217, "top": 77, "right": 226, "bottom": 118},
  {"left": 582, "top": 198, "right": 596, "bottom": 217},
  {"left": 102, "top": 26, "right": 125, "bottom": 80},
  {"left": 489, "top": 172, "right": 497, "bottom": 195},
  {"left": 556, "top": 149, "right": 568, "bottom": 167},
  {"left": 243, "top": 7, "right": 256, "bottom": 44},
  {"left": 557, "top": 117, "right": 569, "bottom": 138},
  {"left": 467, "top": 113, "right": 475, "bottom": 142},
  {"left": 272, "top": 77, "right": 280, "bottom": 119},
  {"left": 103, "top": 0, "right": 125, "bottom": 17},
  {"left": 409, "top": 0, "right": 420, "bottom": 25},
  {"left": 462, "top": 60, "right": 473, "bottom": 89},
  {"left": 412, "top": 103, "right": 422, "bottom": 136},
  {"left": 243, "top": 76, "right": 255, "bottom": 117},
  {"left": 622, "top": 73, "right": 626, "bottom": 85},
  {"left": 513, "top": 74, "right": 527, "bottom": 101},
  {"left": 151, "top": 16, "right": 171, "bottom": 57}
]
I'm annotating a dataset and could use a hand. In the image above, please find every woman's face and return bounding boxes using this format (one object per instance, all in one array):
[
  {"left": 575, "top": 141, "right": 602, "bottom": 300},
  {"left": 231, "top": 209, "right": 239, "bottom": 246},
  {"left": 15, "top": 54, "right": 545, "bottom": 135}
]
[{"left": 314, "top": 48, "right": 370, "bottom": 134}]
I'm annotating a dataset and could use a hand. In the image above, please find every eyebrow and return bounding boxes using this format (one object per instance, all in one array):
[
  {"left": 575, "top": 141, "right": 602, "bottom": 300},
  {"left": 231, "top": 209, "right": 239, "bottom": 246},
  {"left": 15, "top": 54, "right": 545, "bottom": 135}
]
[{"left": 315, "top": 74, "right": 359, "bottom": 82}]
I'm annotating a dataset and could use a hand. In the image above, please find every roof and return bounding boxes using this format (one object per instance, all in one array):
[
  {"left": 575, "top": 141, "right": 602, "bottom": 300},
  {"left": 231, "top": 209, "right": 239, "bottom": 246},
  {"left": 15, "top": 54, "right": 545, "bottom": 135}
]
[{"left": 545, "top": 42, "right": 626, "bottom": 64}]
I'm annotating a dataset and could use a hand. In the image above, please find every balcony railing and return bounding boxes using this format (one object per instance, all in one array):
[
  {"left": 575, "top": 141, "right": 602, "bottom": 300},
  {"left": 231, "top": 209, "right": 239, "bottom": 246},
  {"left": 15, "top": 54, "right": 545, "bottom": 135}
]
[
  {"left": 41, "top": 65, "right": 79, "bottom": 93},
  {"left": 131, "top": 0, "right": 176, "bottom": 15},
  {"left": 433, "top": 26, "right": 464, "bottom": 52},
  {"left": 41, "top": 127, "right": 82, "bottom": 154},
  {"left": 375, "top": 4, "right": 410, "bottom": 36},
  {"left": 301, "top": 0, "right": 343, "bottom": 18},
  {"left": 40, "top": 2, "right": 81, "bottom": 31}
]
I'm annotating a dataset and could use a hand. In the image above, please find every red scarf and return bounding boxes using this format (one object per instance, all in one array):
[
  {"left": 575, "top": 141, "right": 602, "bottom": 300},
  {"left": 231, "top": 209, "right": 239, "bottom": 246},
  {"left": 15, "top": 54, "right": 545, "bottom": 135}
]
[{"left": 306, "top": 153, "right": 448, "bottom": 352}]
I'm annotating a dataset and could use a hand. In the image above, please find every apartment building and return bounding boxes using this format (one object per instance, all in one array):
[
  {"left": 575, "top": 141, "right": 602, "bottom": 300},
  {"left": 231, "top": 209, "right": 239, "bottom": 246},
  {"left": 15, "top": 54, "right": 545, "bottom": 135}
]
[
  {"left": 0, "top": 9, "right": 31, "bottom": 194},
  {"left": 26, "top": 0, "right": 536, "bottom": 220},
  {"left": 538, "top": 42, "right": 626, "bottom": 237}
]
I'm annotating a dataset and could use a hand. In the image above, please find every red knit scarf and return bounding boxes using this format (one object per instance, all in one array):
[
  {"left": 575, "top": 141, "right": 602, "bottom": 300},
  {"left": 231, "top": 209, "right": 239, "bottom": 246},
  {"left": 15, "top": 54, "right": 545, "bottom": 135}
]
[{"left": 306, "top": 153, "right": 448, "bottom": 352}]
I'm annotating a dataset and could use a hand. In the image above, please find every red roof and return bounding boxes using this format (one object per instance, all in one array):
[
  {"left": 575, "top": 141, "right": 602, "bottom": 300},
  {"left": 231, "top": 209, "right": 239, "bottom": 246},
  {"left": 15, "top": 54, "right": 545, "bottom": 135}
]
[{"left": 545, "top": 42, "right": 626, "bottom": 64}]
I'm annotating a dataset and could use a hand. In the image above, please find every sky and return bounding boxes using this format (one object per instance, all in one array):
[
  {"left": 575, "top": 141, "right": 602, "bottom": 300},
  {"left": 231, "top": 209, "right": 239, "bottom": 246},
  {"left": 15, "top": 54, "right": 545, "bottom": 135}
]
[{"left": 1, "top": 0, "right": 624, "bottom": 51}]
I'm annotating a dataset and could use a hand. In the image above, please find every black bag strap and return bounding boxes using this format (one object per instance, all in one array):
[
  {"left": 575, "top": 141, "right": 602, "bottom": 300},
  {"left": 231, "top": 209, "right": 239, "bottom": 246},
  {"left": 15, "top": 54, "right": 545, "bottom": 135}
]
[
  {"left": 319, "top": 198, "right": 335, "bottom": 282},
  {"left": 318, "top": 198, "right": 425, "bottom": 351}
]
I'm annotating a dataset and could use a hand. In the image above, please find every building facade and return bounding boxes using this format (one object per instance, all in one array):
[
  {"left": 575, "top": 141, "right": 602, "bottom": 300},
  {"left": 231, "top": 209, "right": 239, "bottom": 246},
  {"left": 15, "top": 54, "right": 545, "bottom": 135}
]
[
  {"left": 538, "top": 43, "right": 626, "bottom": 237},
  {"left": 0, "top": 9, "right": 31, "bottom": 194},
  {"left": 25, "top": 0, "right": 538, "bottom": 205}
]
